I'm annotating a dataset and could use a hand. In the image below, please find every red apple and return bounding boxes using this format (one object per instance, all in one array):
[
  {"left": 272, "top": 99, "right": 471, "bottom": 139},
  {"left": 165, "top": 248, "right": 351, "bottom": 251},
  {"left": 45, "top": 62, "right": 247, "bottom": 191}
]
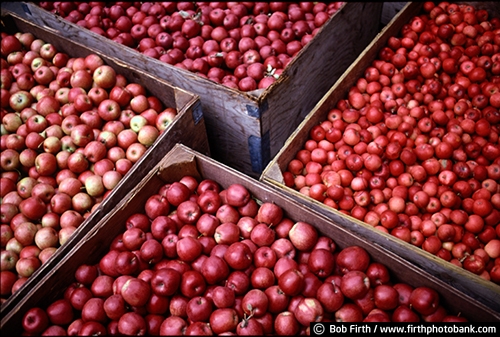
[{"left": 288, "top": 221, "right": 318, "bottom": 251}]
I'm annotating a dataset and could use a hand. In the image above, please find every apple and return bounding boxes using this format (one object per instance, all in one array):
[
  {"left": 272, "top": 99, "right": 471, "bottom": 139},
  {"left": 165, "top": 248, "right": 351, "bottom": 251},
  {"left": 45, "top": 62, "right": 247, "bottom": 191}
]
[
  {"left": 236, "top": 316, "right": 264, "bottom": 335},
  {"left": 145, "top": 194, "right": 170, "bottom": 220},
  {"left": 97, "top": 99, "right": 121, "bottom": 121},
  {"left": 184, "top": 321, "right": 213, "bottom": 335},
  {"left": 225, "top": 183, "right": 251, "bottom": 207},
  {"left": 278, "top": 267, "right": 305, "bottom": 296},
  {"left": 223, "top": 241, "right": 253, "bottom": 271},
  {"left": 22, "top": 307, "right": 50, "bottom": 334},
  {"left": 19, "top": 196, "right": 46, "bottom": 221},
  {"left": 0, "top": 270, "right": 17, "bottom": 297},
  {"left": 196, "top": 189, "right": 222, "bottom": 215},
  {"left": 241, "top": 288, "right": 268, "bottom": 318},
  {"left": 274, "top": 311, "right": 300, "bottom": 335},
  {"left": 256, "top": 202, "right": 283, "bottom": 226},
  {"left": 137, "top": 125, "right": 159, "bottom": 146},
  {"left": 125, "top": 142, "right": 147, "bottom": 163},
  {"left": 176, "top": 200, "right": 202, "bottom": 224},
  {"left": 130, "top": 94, "right": 149, "bottom": 114},
  {"left": 70, "top": 123, "right": 94, "bottom": 148},
  {"left": 209, "top": 308, "right": 239, "bottom": 334},
  {"left": 196, "top": 213, "right": 220, "bottom": 238},
  {"left": 336, "top": 245, "right": 371, "bottom": 274},
  {"left": 186, "top": 295, "right": 213, "bottom": 323},
  {"left": 92, "top": 158, "right": 115, "bottom": 178},
  {"left": 33, "top": 65, "right": 55, "bottom": 85},
  {"left": 96, "top": 250, "right": 118, "bottom": 279},
  {"left": 117, "top": 129, "right": 138, "bottom": 150},
  {"left": 1, "top": 222, "right": 14, "bottom": 245},
  {"left": 307, "top": 248, "right": 335, "bottom": 278},
  {"left": 129, "top": 115, "right": 148, "bottom": 133},
  {"left": 74, "top": 264, "right": 98, "bottom": 287},
  {"left": 112, "top": 250, "right": 139, "bottom": 276},
  {"left": 93, "top": 64, "right": 116, "bottom": 89},
  {"left": 371, "top": 284, "right": 398, "bottom": 311},
  {"left": 484, "top": 239, "right": 500, "bottom": 259},
  {"left": 339, "top": 268, "right": 372, "bottom": 302},
  {"left": 46, "top": 298, "right": 74, "bottom": 326},
  {"left": 109, "top": 86, "right": 133, "bottom": 108},
  {"left": 83, "top": 174, "right": 105, "bottom": 199},
  {"left": 70, "top": 69, "right": 93, "bottom": 91},
  {"left": 140, "top": 107, "right": 159, "bottom": 125},
  {"left": 16, "top": 256, "right": 41, "bottom": 278},
  {"left": 201, "top": 255, "right": 230, "bottom": 285},
  {"left": 26, "top": 114, "right": 48, "bottom": 134},
  {"left": 2, "top": 112, "right": 23, "bottom": 134},
  {"left": 79, "top": 321, "right": 107, "bottom": 335},
  {"left": 176, "top": 236, "right": 203, "bottom": 262},
  {"left": 0, "top": 249, "right": 19, "bottom": 271},
  {"left": 409, "top": 286, "right": 440, "bottom": 316},
  {"left": 215, "top": 204, "right": 240, "bottom": 225},
  {"left": 121, "top": 277, "right": 151, "bottom": 307},
  {"left": 250, "top": 266, "right": 275, "bottom": 290},
  {"left": 33, "top": 227, "right": 59, "bottom": 250},
  {"left": 112, "top": 275, "right": 133, "bottom": 296},
  {"left": 225, "top": 270, "right": 250, "bottom": 297},
  {"left": 234, "top": 216, "right": 257, "bottom": 240},
  {"left": 180, "top": 269, "right": 207, "bottom": 299},
  {"left": 103, "top": 294, "right": 128, "bottom": 321},
  {"left": 39, "top": 43, "right": 57, "bottom": 60},
  {"left": 1, "top": 201, "right": 19, "bottom": 225},
  {"left": 252, "top": 246, "right": 278, "bottom": 270},
  {"left": 288, "top": 221, "right": 318, "bottom": 251},
  {"left": 335, "top": 302, "right": 364, "bottom": 322},
  {"left": 159, "top": 316, "right": 187, "bottom": 335},
  {"left": 59, "top": 209, "right": 83, "bottom": 232},
  {"left": 150, "top": 267, "right": 181, "bottom": 297},
  {"left": 118, "top": 312, "right": 147, "bottom": 336},
  {"left": 121, "top": 226, "right": 147, "bottom": 251},
  {"left": 70, "top": 191, "right": 94, "bottom": 214},
  {"left": 250, "top": 223, "right": 276, "bottom": 247},
  {"left": 294, "top": 297, "right": 324, "bottom": 326}
]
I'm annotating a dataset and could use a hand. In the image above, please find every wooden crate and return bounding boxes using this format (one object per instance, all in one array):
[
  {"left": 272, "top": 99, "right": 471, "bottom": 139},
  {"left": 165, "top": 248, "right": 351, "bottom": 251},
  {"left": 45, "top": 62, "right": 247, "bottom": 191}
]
[
  {"left": 1, "top": 143, "right": 499, "bottom": 334},
  {"left": 381, "top": 2, "right": 408, "bottom": 26},
  {"left": 0, "top": 11, "right": 209, "bottom": 314},
  {"left": 260, "top": 2, "right": 500, "bottom": 313},
  {"left": 4, "top": 2, "right": 384, "bottom": 178}
]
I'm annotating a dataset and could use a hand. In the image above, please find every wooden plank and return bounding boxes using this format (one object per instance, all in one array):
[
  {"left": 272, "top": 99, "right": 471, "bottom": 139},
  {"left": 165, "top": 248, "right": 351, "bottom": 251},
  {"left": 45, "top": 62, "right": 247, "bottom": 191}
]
[
  {"left": 260, "top": 2, "right": 500, "bottom": 313},
  {"left": 381, "top": 2, "right": 408, "bottom": 25},
  {"left": 1, "top": 143, "right": 498, "bottom": 335}
]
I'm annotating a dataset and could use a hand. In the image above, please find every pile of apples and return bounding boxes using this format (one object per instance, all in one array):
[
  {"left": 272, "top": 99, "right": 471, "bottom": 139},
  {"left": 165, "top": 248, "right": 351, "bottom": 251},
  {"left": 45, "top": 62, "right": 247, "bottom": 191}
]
[
  {"left": 281, "top": 1, "right": 500, "bottom": 283},
  {"left": 37, "top": 1, "right": 344, "bottom": 91},
  {"left": 19, "top": 177, "right": 469, "bottom": 336},
  {"left": 0, "top": 30, "right": 178, "bottom": 302}
]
